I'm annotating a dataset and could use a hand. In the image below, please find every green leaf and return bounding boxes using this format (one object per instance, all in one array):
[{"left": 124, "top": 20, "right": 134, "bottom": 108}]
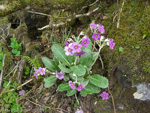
[
  {"left": 119, "top": 47, "right": 124, "bottom": 52},
  {"left": 135, "top": 45, "right": 140, "bottom": 49},
  {"left": 66, "top": 89, "right": 77, "bottom": 96},
  {"left": 80, "top": 84, "right": 94, "bottom": 97},
  {"left": 67, "top": 54, "right": 76, "bottom": 64},
  {"left": 0, "top": 53, "right": 3, "bottom": 60},
  {"left": 25, "top": 66, "right": 30, "bottom": 75},
  {"left": 92, "top": 52, "right": 99, "bottom": 62},
  {"left": 143, "top": 34, "right": 146, "bottom": 39},
  {"left": 70, "top": 73, "right": 83, "bottom": 81},
  {"left": 90, "top": 83, "right": 101, "bottom": 93},
  {"left": 58, "top": 64, "right": 72, "bottom": 73},
  {"left": 89, "top": 74, "right": 108, "bottom": 88},
  {"left": 12, "top": 49, "right": 18, "bottom": 54},
  {"left": 53, "top": 57, "right": 59, "bottom": 67},
  {"left": 70, "top": 64, "right": 86, "bottom": 76},
  {"left": 80, "top": 50, "right": 93, "bottom": 68},
  {"left": 57, "top": 83, "right": 71, "bottom": 91},
  {"left": 42, "top": 57, "right": 57, "bottom": 71},
  {"left": 0, "top": 47, "right": 2, "bottom": 52},
  {"left": 44, "top": 76, "right": 57, "bottom": 88},
  {"left": 51, "top": 44, "right": 71, "bottom": 66},
  {"left": 3, "top": 80, "right": 9, "bottom": 88},
  {"left": 15, "top": 51, "right": 20, "bottom": 56},
  {"left": 63, "top": 75, "right": 70, "bottom": 81},
  {"left": 10, "top": 38, "right": 16, "bottom": 42},
  {"left": 79, "top": 78, "right": 89, "bottom": 86}
]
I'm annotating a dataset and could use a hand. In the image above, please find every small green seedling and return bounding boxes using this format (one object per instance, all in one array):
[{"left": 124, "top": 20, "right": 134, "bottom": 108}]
[
  {"left": 9, "top": 38, "right": 22, "bottom": 56},
  {"left": 119, "top": 47, "right": 124, "bottom": 52},
  {"left": 0, "top": 47, "right": 4, "bottom": 70},
  {"left": 122, "top": 74, "right": 126, "bottom": 77},
  {"left": 143, "top": 34, "right": 146, "bottom": 39}
]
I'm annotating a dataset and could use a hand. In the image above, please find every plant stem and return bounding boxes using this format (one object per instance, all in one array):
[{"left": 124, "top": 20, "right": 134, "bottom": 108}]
[
  {"left": 74, "top": 56, "right": 79, "bottom": 65},
  {"left": 75, "top": 94, "right": 80, "bottom": 107},
  {"left": 10, "top": 79, "right": 32, "bottom": 91},
  {"left": 108, "top": 86, "right": 116, "bottom": 113},
  {"left": 92, "top": 41, "right": 95, "bottom": 52},
  {"left": 91, "top": 47, "right": 101, "bottom": 68}
]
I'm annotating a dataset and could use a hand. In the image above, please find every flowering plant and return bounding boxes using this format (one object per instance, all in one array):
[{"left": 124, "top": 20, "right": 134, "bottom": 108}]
[{"left": 41, "top": 23, "right": 115, "bottom": 97}]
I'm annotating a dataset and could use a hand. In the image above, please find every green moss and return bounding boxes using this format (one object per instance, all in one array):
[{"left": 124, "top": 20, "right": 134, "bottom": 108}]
[
  {"left": 0, "top": 41, "right": 13, "bottom": 72},
  {"left": 5, "top": 52, "right": 13, "bottom": 68},
  {"left": 142, "top": 60, "right": 150, "bottom": 74},
  {"left": 93, "top": 0, "right": 150, "bottom": 84},
  {"left": 0, "top": 17, "right": 9, "bottom": 26},
  {"left": 94, "top": 99, "right": 109, "bottom": 113}
]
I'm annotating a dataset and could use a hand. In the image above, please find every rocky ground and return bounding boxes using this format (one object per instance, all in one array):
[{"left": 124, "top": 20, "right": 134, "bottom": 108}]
[{"left": 0, "top": 0, "right": 150, "bottom": 113}]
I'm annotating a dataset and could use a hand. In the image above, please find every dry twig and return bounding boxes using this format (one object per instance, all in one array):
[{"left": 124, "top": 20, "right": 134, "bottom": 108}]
[
  {"left": 0, "top": 55, "right": 5, "bottom": 89},
  {"left": 108, "top": 86, "right": 116, "bottom": 113},
  {"left": 4, "top": 60, "right": 21, "bottom": 79},
  {"left": 38, "top": 7, "right": 99, "bottom": 30},
  {"left": 10, "top": 79, "right": 32, "bottom": 91},
  {"left": 26, "top": 98, "right": 68, "bottom": 112},
  {"left": 28, "top": 10, "right": 52, "bottom": 17},
  {"left": 117, "top": 0, "right": 126, "bottom": 28},
  {"left": 78, "top": 0, "right": 99, "bottom": 13}
]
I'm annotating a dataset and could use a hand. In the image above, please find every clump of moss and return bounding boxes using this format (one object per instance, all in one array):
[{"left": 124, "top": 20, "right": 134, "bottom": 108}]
[{"left": 91, "top": 0, "right": 150, "bottom": 84}]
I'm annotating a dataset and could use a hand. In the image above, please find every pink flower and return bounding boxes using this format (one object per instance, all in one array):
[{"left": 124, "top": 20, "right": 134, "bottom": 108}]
[
  {"left": 98, "top": 25, "right": 105, "bottom": 34},
  {"left": 88, "top": 67, "right": 92, "bottom": 71},
  {"left": 109, "top": 39, "right": 115, "bottom": 50},
  {"left": 34, "top": 72, "right": 38, "bottom": 79},
  {"left": 38, "top": 67, "right": 46, "bottom": 75},
  {"left": 92, "top": 33, "right": 100, "bottom": 41},
  {"left": 90, "top": 23, "right": 97, "bottom": 29},
  {"left": 64, "top": 42, "right": 69, "bottom": 46},
  {"left": 19, "top": 90, "right": 25, "bottom": 96},
  {"left": 76, "top": 84, "right": 85, "bottom": 91},
  {"left": 75, "top": 109, "right": 84, "bottom": 113},
  {"left": 69, "top": 81, "right": 76, "bottom": 89},
  {"left": 64, "top": 45, "right": 74, "bottom": 56},
  {"left": 81, "top": 37, "right": 90, "bottom": 48},
  {"left": 34, "top": 68, "right": 38, "bottom": 73},
  {"left": 100, "top": 92, "right": 109, "bottom": 100},
  {"left": 56, "top": 72, "right": 64, "bottom": 80},
  {"left": 34, "top": 67, "right": 46, "bottom": 79},
  {"left": 76, "top": 51, "right": 86, "bottom": 56},
  {"left": 71, "top": 42, "right": 82, "bottom": 53}
]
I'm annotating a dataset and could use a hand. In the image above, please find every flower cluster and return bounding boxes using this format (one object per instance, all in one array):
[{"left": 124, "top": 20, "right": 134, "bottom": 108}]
[
  {"left": 90, "top": 23, "right": 115, "bottom": 50},
  {"left": 69, "top": 81, "right": 85, "bottom": 91},
  {"left": 64, "top": 36, "right": 90, "bottom": 56},
  {"left": 34, "top": 67, "right": 46, "bottom": 79}
]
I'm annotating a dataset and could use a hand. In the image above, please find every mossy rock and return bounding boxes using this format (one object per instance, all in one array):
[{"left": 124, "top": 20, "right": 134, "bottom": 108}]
[{"left": 94, "top": 0, "right": 150, "bottom": 85}]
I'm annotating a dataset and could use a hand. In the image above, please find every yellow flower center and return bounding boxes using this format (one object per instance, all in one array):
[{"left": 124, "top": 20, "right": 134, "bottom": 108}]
[
  {"left": 95, "top": 35, "right": 97, "bottom": 37},
  {"left": 84, "top": 41, "right": 87, "bottom": 43},
  {"left": 75, "top": 46, "right": 78, "bottom": 49},
  {"left": 104, "top": 95, "right": 106, "bottom": 97},
  {"left": 59, "top": 74, "right": 61, "bottom": 76},
  {"left": 100, "top": 28, "right": 102, "bottom": 31},
  {"left": 69, "top": 49, "right": 71, "bottom": 51}
]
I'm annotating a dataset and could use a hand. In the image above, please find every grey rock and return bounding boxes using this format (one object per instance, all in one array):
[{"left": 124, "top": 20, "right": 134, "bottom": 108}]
[{"left": 133, "top": 82, "right": 150, "bottom": 101}]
